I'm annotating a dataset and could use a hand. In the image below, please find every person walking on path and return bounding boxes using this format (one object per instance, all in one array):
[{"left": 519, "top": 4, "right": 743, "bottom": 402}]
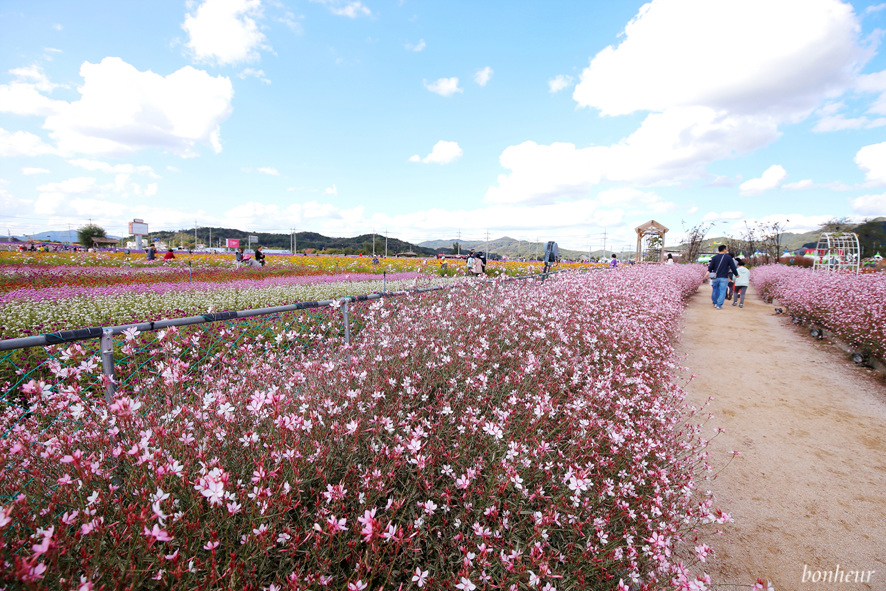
[
  {"left": 732, "top": 259, "right": 750, "bottom": 308},
  {"left": 708, "top": 244, "right": 738, "bottom": 309}
]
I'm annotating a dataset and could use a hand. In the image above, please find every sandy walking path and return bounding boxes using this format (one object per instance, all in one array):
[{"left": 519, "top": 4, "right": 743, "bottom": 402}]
[{"left": 677, "top": 283, "right": 886, "bottom": 590}]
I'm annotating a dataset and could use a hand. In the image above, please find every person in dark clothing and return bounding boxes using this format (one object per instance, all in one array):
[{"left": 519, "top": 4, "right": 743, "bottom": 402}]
[
  {"left": 708, "top": 245, "right": 738, "bottom": 309},
  {"left": 254, "top": 246, "right": 266, "bottom": 267}
]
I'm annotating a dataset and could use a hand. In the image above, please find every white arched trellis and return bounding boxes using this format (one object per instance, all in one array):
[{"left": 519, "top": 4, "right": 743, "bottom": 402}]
[{"left": 811, "top": 232, "right": 861, "bottom": 275}]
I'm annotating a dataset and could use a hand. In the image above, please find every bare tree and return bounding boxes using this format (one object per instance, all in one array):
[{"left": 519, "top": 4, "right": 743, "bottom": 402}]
[
  {"left": 742, "top": 222, "right": 760, "bottom": 264},
  {"left": 681, "top": 221, "right": 713, "bottom": 263},
  {"left": 758, "top": 220, "right": 790, "bottom": 262}
]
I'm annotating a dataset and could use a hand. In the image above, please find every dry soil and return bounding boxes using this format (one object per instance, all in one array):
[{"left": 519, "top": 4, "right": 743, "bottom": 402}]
[{"left": 677, "top": 284, "right": 886, "bottom": 590}]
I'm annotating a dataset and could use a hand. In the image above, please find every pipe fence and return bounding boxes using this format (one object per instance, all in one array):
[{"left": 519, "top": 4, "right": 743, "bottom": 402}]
[{"left": 0, "top": 270, "right": 581, "bottom": 442}]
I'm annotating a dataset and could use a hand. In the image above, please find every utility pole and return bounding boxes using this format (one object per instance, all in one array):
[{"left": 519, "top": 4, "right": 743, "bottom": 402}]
[
  {"left": 536, "top": 237, "right": 539, "bottom": 261},
  {"left": 485, "top": 229, "right": 490, "bottom": 258},
  {"left": 209, "top": 227, "right": 212, "bottom": 251},
  {"left": 194, "top": 220, "right": 198, "bottom": 250},
  {"left": 372, "top": 228, "right": 376, "bottom": 257},
  {"left": 385, "top": 229, "right": 388, "bottom": 258},
  {"left": 602, "top": 228, "right": 608, "bottom": 259},
  {"left": 457, "top": 230, "right": 461, "bottom": 255}
]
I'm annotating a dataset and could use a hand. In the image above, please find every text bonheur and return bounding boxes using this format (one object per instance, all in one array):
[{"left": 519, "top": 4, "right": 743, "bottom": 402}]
[{"left": 802, "top": 565, "right": 875, "bottom": 584}]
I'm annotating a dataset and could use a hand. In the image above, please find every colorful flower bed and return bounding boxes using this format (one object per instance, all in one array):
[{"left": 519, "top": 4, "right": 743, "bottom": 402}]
[
  {"left": 0, "top": 273, "right": 450, "bottom": 339},
  {"left": 752, "top": 265, "right": 886, "bottom": 361},
  {"left": 0, "top": 265, "right": 735, "bottom": 590}
]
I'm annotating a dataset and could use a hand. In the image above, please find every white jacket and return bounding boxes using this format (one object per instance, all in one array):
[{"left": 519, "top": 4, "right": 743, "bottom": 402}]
[{"left": 734, "top": 266, "right": 750, "bottom": 287}]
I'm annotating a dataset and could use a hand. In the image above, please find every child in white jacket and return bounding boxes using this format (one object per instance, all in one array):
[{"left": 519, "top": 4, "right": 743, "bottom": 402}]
[{"left": 732, "top": 259, "right": 750, "bottom": 308}]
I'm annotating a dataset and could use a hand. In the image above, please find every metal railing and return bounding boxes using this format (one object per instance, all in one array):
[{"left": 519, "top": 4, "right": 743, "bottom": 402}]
[{"left": 0, "top": 270, "right": 583, "bottom": 436}]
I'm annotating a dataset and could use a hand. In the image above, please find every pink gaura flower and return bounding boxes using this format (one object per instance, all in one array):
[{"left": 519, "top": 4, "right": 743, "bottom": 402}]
[{"left": 143, "top": 524, "right": 173, "bottom": 542}]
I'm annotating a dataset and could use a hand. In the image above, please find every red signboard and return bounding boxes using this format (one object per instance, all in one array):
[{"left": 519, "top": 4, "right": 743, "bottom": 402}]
[{"left": 226, "top": 239, "right": 239, "bottom": 248}]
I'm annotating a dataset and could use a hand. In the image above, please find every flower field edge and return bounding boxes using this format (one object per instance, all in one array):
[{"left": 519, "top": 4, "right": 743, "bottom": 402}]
[
  {"left": 750, "top": 265, "right": 886, "bottom": 361},
  {"left": 0, "top": 265, "right": 736, "bottom": 591}
]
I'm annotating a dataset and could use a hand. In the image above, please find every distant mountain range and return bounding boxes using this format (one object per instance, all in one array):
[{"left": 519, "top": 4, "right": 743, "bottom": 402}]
[
  {"left": 417, "top": 236, "right": 613, "bottom": 260},
  {"left": 12, "top": 231, "right": 121, "bottom": 242}
]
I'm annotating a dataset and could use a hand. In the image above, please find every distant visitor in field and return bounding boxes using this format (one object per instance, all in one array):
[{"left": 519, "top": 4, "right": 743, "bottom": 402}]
[
  {"left": 666, "top": 254, "right": 674, "bottom": 265},
  {"left": 471, "top": 252, "right": 484, "bottom": 277},
  {"left": 163, "top": 249, "right": 175, "bottom": 260},
  {"left": 145, "top": 244, "right": 156, "bottom": 261},
  {"left": 254, "top": 246, "right": 266, "bottom": 267},
  {"left": 235, "top": 247, "right": 244, "bottom": 264},
  {"left": 708, "top": 245, "right": 738, "bottom": 310},
  {"left": 609, "top": 254, "right": 618, "bottom": 268}
]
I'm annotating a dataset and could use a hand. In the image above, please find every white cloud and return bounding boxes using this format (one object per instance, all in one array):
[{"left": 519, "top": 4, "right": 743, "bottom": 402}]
[
  {"left": 258, "top": 167, "right": 280, "bottom": 176},
  {"left": 22, "top": 167, "right": 50, "bottom": 175},
  {"left": 739, "top": 165, "right": 788, "bottom": 195},
  {"left": 486, "top": 107, "right": 780, "bottom": 204},
  {"left": 409, "top": 140, "right": 462, "bottom": 165},
  {"left": 865, "top": 3, "right": 886, "bottom": 14},
  {"left": 813, "top": 114, "right": 886, "bottom": 131},
  {"left": 701, "top": 210, "right": 743, "bottom": 222},
  {"left": 183, "top": 0, "right": 268, "bottom": 65},
  {"left": 238, "top": 68, "right": 271, "bottom": 84},
  {"left": 851, "top": 193, "right": 886, "bottom": 215},
  {"left": 37, "top": 177, "right": 97, "bottom": 194},
  {"left": 474, "top": 66, "right": 493, "bottom": 86},
  {"left": 68, "top": 159, "right": 158, "bottom": 177},
  {"left": 8, "top": 64, "right": 60, "bottom": 92},
  {"left": 783, "top": 179, "right": 816, "bottom": 190},
  {"left": 310, "top": 0, "right": 372, "bottom": 18},
  {"left": 573, "top": 0, "right": 864, "bottom": 117},
  {"left": 855, "top": 141, "right": 886, "bottom": 185},
  {"left": 0, "top": 128, "right": 57, "bottom": 157},
  {"left": 405, "top": 39, "right": 426, "bottom": 52},
  {"left": 548, "top": 74, "right": 573, "bottom": 93},
  {"left": 424, "top": 77, "right": 462, "bottom": 97},
  {"left": 20, "top": 57, "right": 235, "bottom": 157},
  {"left": 324, "top": 184, "right": 338, "bottom": 195},
  {"left": 595, "top": 187, "right": 675, "bottom": 214}
]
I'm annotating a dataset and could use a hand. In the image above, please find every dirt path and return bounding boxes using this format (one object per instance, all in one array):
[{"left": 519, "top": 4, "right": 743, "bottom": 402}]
[{"left": 677, "top": 284, "right": 886, "bottom": 590}]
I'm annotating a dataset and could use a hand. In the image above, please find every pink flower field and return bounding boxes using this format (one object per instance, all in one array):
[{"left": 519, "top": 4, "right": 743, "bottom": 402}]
[
  {"left": 0, "top": 265, "right": 734, "bottom": 590},
  {"left": 751, "top": 265, "right": 886, "bottom": 361}
]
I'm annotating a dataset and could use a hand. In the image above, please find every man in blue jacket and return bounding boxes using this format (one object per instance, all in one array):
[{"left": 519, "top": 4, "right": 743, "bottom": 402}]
[{"left": 708, "top": 244, "right": 738, "bottom": 309}]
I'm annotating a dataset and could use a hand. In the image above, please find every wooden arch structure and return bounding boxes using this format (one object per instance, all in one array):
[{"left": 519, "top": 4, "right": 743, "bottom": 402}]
[{"left": 635, "top": 220, "right": 669, "bottom": 263}]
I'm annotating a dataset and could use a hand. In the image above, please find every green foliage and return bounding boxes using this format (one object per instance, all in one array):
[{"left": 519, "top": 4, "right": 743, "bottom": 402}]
[{"left": 77, "top": 223, "right": 107, "bottom": 247}]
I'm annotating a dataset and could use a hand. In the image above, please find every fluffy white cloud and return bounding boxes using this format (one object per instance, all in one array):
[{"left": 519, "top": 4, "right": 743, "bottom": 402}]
[
  {"left": 548, "top": 75, "right": 573, "bottom": 93},
  {"left": 23, "top": 57, "right": 234, "bottom": 156},
  {"left": 0, "top": 128, "right": 57, "bottom": 157},
  {"left": 424, "top": 77, "right": 462, "bottom": 97},
  {"left": 324, "top": 184, "right": 338, "bottom": 195},
  {"left": 409, "top": 140, "right": 463, "bottom": 165},
  {"left": 855, "top": 141, "right": 886, "bottom": 185},
  {"left": 573, "top": 0, "right": 864, "bottom": 117},
  {"left": 850, "top": 193, "right": 886, "bottom": 215},
  {"left": 310, "top": 0, "right": 371, "bottom": 18},
  {"left": 22, "top": 167, "right": 50, "bottom": 175},
  {"left": 474, "top": 67, "right": 493, "bottom": 86},
  {"left": 739, "top": 165, "right": 788, "bottom": 195},
  {"left": 37, "top": 177, "right": 98, "bottom": 194},
  {"left": 486, "top": 107, "right": 780, "bottom": 204},
  {"left": 783, "top": 179, "right": 816, "bottom": 190},
  {"left": 183, "top": 0, "right": 268, "bottom": 65},
  {"left": 258, "top": 167, "right": 280, "bottom": 176},
  {"left": 405, "top": 39, "right": 426, "bottom": 52}
]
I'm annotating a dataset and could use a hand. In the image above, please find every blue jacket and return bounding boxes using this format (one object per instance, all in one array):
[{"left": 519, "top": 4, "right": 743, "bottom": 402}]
[{"left": 708, "top": 253, "right": 738, "bottom": 279}]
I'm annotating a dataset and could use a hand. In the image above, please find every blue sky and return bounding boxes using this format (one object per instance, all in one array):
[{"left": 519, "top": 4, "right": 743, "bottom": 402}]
[{"left": 1, "top": 0, "right": 885, "bottom": 252}]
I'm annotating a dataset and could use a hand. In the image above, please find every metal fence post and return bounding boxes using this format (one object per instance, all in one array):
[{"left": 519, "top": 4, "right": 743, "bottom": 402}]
[
  {"left": 341, "top": 300, "right": 351, "bottom": 345},
  {"left": 100, "top": 328, "right": 116, "bottom": 404}
]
